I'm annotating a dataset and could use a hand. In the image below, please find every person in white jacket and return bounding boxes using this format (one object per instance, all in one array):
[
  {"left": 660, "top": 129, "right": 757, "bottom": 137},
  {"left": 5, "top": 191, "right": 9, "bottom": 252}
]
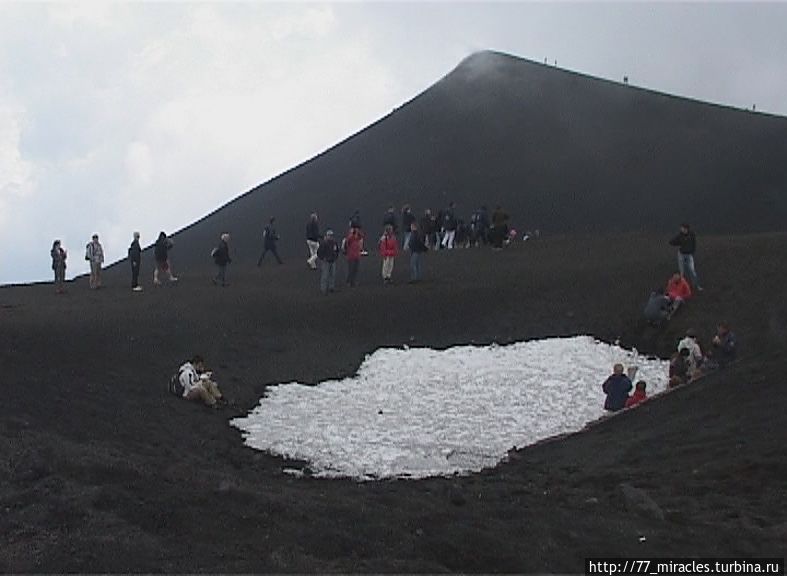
[
  {"left": 677, "top": 329, "right": 704, "bottom": 377},
  {"left": 85, "top": 234, "right": 105, "bottom": 289},
  {"left": 179, "top": 355, "right": 225, "bottom": 407}
]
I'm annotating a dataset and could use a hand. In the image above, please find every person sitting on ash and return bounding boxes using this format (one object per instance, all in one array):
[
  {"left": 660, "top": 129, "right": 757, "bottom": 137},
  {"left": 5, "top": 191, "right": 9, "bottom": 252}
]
[
  {"left": 707, "top": 322, "right": 738, "bottom": 368},
  {"left": 677, "top": 329, "right": 704, "bottom": 378},
  {"left": 602, "top": 364, "right": 633, "bottom": 412},
  {"left": 643, "top": 288, "right": 672, "bottom": 327},
  {"left": 179, "top": 355, "right": 225, "bottom": 408},
  {"left": 625, "top": 380, "right": 648, "bottom": 408},
  {"left": 668, "top": 348, "right": 691, "bottom": 388},
  {"left": 665, "top": 272, "right": 692, "bottom": 316}
]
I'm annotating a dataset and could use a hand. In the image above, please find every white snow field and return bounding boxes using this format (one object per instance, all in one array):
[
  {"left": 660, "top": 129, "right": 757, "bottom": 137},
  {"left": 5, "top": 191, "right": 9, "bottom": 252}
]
[{"left": 231, "top": 336, "right": 669, "bottom": 480}]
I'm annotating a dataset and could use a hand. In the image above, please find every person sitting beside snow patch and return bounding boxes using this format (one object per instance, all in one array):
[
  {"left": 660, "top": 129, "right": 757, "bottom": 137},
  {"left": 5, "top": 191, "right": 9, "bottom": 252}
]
[
  {"left": 602, "top": 364, "right": 633, "bottom": 412},
  {"left": 665, "top": 272, "right": 692, "bottom": 316},
  {"left": 677, "top": 329, "right": 704, "bottom": 378},
  {"left": 180, "top": 355, "right": 225, "bottom": 408},
  {"left": 625, "top": 380, "right": 648, "bottom": 408}
]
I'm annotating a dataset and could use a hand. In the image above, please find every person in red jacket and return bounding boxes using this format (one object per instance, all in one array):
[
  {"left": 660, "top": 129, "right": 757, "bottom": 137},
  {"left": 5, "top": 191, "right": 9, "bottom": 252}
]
[
  {"left": 665, "top": 272, "right": 692, "bottom": 316},
  {"left": 378, "top": 225, "right": 399, "bottom": 284},
  {"left": 344, "top": 226, "right": 364, "bottom": 287},
  {"left": 625, "top": 380, "right": 648, "bottom": 408}
]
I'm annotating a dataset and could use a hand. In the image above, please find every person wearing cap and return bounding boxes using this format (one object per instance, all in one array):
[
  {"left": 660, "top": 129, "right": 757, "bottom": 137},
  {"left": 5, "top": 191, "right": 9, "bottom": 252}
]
[
  {"left": 344, "top": 226, "right": 364, "bottom": 287},
  {"left": 669, "top": 223, "right": 702, "bottom": 291},
  {"left": 85, "top": 234, "right": 105, "bottom": 289},
  {"left": 128, "top": 232, "right": 143, "bottom": 291},
  {"left": 317, "top": 229, "right": 340, "bottom": 294},
  {"left": 212, "top": 233, "right": 232, "bottom": 286},
  {"left": 602, "top": 363, "right": 633, "bottom": 412}
]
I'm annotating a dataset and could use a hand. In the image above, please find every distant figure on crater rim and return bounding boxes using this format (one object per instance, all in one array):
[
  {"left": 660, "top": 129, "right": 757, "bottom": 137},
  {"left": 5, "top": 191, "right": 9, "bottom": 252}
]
[
  {"left": 128, "top": 232, "right": 142, "bottom": 292},
  {"left": 153, "top": 231, "right": 178, "bottom": 286},
  {"left": 305, "top": 212, "right": 321, "bottom": 270},
  {"left": 51, "top": 239, "right": 67, "bottom": 294},
  {"left": 85, "top": 233, "right": 104, "bottom": 290}
]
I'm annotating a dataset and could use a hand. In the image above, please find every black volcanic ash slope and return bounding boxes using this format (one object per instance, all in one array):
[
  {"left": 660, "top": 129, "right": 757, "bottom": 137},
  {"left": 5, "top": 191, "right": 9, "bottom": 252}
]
[{"left": 115, "top": 51, "right": 787, "bottom": 274}]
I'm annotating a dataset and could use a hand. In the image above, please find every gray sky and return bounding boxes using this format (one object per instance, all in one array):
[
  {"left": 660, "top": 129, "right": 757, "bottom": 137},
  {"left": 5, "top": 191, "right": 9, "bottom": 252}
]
[{"left": 1, "top": 2, "right": 785, "bottom": 285}]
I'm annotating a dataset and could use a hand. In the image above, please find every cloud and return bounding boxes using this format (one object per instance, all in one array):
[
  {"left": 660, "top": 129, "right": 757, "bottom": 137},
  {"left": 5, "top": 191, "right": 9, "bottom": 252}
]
[{"left": 0, "top": 96, "right": 36, "bottom": 235}]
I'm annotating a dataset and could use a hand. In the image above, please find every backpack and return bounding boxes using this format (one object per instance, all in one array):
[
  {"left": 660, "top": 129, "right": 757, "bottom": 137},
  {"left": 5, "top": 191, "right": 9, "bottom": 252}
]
[
  {"left": 169, "top": 369, "right": 186, "bottom": 397},
  {"left": 211, "top": 247, "right": 219, "bottom": 259},
  {"left": 85, "top": 243, "right": 91, "bottom": 261}
]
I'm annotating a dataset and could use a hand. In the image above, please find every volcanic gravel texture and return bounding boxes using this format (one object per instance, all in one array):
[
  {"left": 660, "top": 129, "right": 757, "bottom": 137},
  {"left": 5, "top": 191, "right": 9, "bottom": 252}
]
[
  {"left": 2, "top": 51, "right": 786, "bottom": 572},
  {"left": 2, "top": 233, "right": 786, "bottom": 572}
]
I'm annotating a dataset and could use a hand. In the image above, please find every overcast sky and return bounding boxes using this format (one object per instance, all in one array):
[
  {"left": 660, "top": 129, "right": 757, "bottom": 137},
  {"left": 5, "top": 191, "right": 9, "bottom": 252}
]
[{"left": 1, "top": 2, "right": 785, "bottom": 285}]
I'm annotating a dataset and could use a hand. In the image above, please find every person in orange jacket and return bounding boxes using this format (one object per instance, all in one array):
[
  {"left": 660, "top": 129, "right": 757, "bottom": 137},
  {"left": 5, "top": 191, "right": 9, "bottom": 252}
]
[
  {"left": 665, "top": 272, "right": 692, "bottom": 316},
  {"left": 378, "top": 225, "right": 399, "bottom": 284},
  {"left": 625, "top": 380, "right": 648, "bottom": 408}
]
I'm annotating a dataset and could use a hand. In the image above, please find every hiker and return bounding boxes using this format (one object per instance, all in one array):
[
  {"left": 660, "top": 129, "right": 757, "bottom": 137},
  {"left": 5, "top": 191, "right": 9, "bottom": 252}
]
[
  {"left": 625, "top": 381, "right": 648, "bottom": 408},
  {"left": 420, "top": 209, "right": 437, "bottom": 248},
  {"left": 379, "top": 224, "right": 399, "bottom": 284},
  {"left": 153, "top": 231, "right": 178, "bottom": 286},
  {"left": 258, "top": 217, "right": 283, "bottom": 265},
  {"left": 51, "top": 240, "right": 67, "bottom": 294},
  {"left": 669, "top": 223, "right": 702, "bottom": 291},
  {"left": 306, "top": 212, "right": 321, "bottom": 270},
  {"left": 441, "top": 202, "right": 458, "bottom": 249},
  {"left": 665, "top": 272, "right": 692, "bottom": 315},
  {"left": 677, "top": 329, "right": 704, "bottom": 377},
  {"left": 344, "top": 226, "right": 364, "bottom": 287},
  {"left": 317, "top": 229, "right": 340, "bottom": 294},
  {"left": 349, "top": 209, "right": 363, "bottom": 231},
  {"left": 408, "top": 221, "right": 428, "bottom": 282},
  {"left": 212, "top": 233, "right": 231, "bottom": 286},
  {"left": 643, "top": 288, "right": 671, "bottom": 326},
  {"left": 491, "top": 205, "right": 510, "bottom": 249},
  {"left": 401, "top": 204, "right": 415, "bottom": 250},
  {"left": 129, "top": 232, "right": 142, "bottom": 291},
  {"left": 85, "top": 234, "right": 104, "bottom": 289},
  {"left": 601, "top": 363, "right": 633, "bottom": 412},
  {"left": 709, "top": 322, "right": 737, "bottom": 367},
  {"left": 383, "top": 206, "right": 398, "bottom": 236},
  {"left": 178, "top": 355, "right": 225, "bottom": 408},
  {"left": 668, "top": 348, "right": 691, "bottom": 388}
]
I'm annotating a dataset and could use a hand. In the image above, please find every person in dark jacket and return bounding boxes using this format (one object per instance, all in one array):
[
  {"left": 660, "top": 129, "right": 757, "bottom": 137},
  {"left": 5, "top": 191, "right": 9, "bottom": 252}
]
[
  {"left": 441, "top": 202, "right": 458, "bottom": 249},
  {"left": 349, "top": 209, "right": 363, "bottom": 231},
  {"left": 491, "top": 205, "right": 510, "bottom": 250},
  {"left": 212, "top": 233, "right": 231, "bottom": 286},
  {"left": 643, "top": 288, "right": 671, "bottom": 326},
  {"left": 382, "top": 206, "right": 398, "bottom": 235},
  {"left": 709, "top": 322, "right": 737, "bottom": 367},
  {"left": 258, "top": 217, "right": 283, "bottom": 265},
  {"left": 153, "top": 231, "right": 177, "bottom": 285},
  {"left": 408, "top": 222, "right": 428, "bottom": 282},
  {"left": 420, "top": 209, "right": 436, "bottom": 248},
  {"left": 306, "top": 213, "right": 321, "bottom": 269},
  {"left": 669, "top": 223, "right": 702, "bottom": 291},
  {"left": 317, "top": 229, "right": 340, "bottom": 294},
  {"left": 668, "top": 348, "right": 691, "bottom": 388},
  {"left": 128, "top": 232, "right": 142, "bottom": 291},
  {"left": 51, "top": 239, "right": 67, "bottom": 294},
  {"left": 602, "top": 364, "right": 633, "bottom": 412},
  {"left": 401, "top": 204, "right": 415, "bottom": 249}
]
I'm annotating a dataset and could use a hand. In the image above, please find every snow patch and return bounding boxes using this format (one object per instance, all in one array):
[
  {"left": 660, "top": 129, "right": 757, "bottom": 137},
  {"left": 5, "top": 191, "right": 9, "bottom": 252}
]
[{"left": 231, "top": 336, "right": 669, "bottom": 480}]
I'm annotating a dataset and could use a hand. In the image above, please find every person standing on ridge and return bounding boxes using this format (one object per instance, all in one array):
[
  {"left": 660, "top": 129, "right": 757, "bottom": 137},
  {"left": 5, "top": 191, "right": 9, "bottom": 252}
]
[
  {"left": 258, "top": 217, "right": 283, "bottom": 265},
  {"left": 669, "top": 223, "right": 702, "bottom": 291},
  {"left": 212, "top": 233, "right": 232, "bottom": 286},
  {"left": 129, "top": 232, "right": 142, "bottom": 291},
  {"left": 344, "top": 225, "right": 364, "bottom": 287},
  {"left": 491, "top": 205, "right": 510, "bottom": 250},
  {"left": 306, "top": 212, "right": 321, "bottom": 270},
  {"left": 153, "top": 231, "right": 178, "bottom": 286},
  {"left": 85, "top": 234, "right": 104, "bottom": 289},
  {"left": 401, "top": 204, "right": 415, "bottom": 250},
  {"left": 317, "top": 229, "right": 340, "bottom": 294},
  {"left": 379, "top": 224, "right": 399, "bottom": 284},
  {"left": 383, "top": 206, "right": 398, "bottom": 237},
  {"left": 51, "top": 240, "right": 67, "bottom": 294},
  {"left": 408, "top": 221, "right": 428, "bottom": 283},
  {"left": 441, "top": 202, "right": 458, "bottom": 250}
]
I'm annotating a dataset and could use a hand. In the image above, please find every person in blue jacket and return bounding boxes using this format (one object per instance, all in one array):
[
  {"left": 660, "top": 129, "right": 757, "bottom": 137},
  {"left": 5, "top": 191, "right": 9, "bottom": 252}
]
[{"left": 602, "top": 364, "right": 633, "bottom": 412}]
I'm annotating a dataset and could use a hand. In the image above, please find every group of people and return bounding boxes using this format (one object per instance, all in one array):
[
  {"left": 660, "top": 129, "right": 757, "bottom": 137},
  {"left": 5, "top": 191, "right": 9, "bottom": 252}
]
[
  {"left": 644, "top": 224, "right": 702, "bottom": 326},
  {"left": 668, "top": 323, "right": 737, "bottom": 388},
  {"left": 50, "top": 231, "right": 179, "bottom": 293},
  {"left": 299, "top": 204, "right": 514, "bottom": 294}
]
